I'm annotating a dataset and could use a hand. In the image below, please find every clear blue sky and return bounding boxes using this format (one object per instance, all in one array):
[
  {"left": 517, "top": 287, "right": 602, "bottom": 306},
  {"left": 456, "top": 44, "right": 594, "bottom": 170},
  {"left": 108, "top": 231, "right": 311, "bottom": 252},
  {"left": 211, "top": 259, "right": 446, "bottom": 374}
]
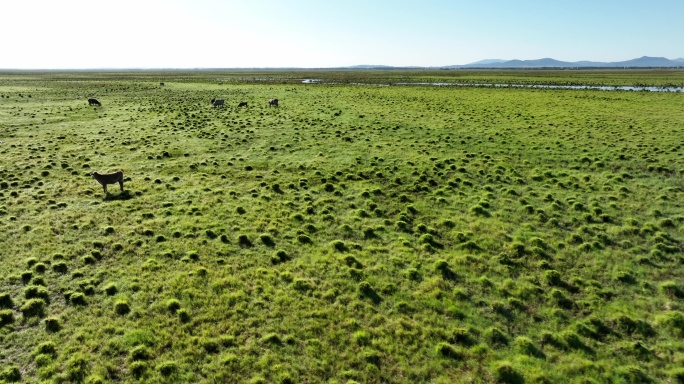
[{"left": 2, "top": 0, "right": 682, "bottom": 68}]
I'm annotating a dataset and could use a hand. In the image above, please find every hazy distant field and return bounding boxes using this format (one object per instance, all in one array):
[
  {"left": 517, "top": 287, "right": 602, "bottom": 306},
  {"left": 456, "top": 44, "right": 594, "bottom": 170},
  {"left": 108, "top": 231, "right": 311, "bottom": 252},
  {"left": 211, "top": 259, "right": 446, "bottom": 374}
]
[{"left": 0, "top": 70, "right": 683, "bottom": 383}]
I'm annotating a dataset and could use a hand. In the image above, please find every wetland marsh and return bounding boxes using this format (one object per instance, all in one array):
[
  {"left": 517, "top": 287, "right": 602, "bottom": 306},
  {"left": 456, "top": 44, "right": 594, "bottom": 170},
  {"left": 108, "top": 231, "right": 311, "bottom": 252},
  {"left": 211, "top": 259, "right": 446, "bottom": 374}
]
[{"left": 0, "top": 70, "right": 683, "bottom": 383}]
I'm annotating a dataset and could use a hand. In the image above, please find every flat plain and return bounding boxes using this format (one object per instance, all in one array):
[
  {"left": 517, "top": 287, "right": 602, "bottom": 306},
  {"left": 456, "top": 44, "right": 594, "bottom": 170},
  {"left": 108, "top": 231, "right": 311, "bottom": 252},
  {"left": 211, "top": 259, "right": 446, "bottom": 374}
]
[{"left": 0, "top": 70, "right": 683, "bottom": 383}]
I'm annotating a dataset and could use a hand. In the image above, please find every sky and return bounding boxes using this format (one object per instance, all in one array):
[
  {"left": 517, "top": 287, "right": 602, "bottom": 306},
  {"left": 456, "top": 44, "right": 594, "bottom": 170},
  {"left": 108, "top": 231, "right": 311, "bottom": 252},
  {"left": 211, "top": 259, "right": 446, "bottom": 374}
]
[{"left": 2, "top": 0, "right": 683, "bottom": 69}]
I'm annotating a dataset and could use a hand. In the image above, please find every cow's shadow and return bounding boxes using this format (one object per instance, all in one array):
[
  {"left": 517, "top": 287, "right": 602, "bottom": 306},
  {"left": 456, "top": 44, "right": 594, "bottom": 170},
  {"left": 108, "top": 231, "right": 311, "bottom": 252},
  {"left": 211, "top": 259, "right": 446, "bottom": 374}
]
[{"left": 102, "top": 190, "right": 134, "bottom": 201}]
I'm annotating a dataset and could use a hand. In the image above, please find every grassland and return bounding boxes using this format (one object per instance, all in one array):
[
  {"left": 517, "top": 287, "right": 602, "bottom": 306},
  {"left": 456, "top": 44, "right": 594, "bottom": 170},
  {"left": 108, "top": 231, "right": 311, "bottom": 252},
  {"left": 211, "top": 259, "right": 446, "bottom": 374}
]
[{"left": 0, "top": 70, "right": 683, "bottom": 383}]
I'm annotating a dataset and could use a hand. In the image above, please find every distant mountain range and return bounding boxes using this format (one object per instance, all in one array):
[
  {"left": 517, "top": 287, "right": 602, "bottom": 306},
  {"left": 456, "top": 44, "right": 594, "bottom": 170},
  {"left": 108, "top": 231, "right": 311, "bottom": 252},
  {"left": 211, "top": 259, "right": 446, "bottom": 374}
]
[
  {"left": 348, "top": 56, "right": 684, "bottom": 70},
  {"left": 449, "top": 56, "right": 684, "bottom": 68}
]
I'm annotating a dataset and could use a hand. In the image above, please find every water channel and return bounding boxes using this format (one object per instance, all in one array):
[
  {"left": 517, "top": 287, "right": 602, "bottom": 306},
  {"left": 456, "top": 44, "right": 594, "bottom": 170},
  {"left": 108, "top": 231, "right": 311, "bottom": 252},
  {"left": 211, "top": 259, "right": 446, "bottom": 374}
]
[{"left": 299, "top": 79, "right": 684, "bottom": 92}]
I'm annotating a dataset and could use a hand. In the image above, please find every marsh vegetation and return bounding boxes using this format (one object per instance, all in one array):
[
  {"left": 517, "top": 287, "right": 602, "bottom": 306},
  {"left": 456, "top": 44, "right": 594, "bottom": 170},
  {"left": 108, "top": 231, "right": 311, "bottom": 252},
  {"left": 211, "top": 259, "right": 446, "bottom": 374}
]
[{"left": 0, "top": 69, "right": 683, "bottom": 383}]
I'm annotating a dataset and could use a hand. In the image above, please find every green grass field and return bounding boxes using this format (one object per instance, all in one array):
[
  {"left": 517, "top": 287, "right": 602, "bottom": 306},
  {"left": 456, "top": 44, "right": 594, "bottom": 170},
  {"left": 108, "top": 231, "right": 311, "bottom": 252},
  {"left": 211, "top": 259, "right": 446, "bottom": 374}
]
[{"left": 0, "top": 70, "right": 683, "bottom": 383}]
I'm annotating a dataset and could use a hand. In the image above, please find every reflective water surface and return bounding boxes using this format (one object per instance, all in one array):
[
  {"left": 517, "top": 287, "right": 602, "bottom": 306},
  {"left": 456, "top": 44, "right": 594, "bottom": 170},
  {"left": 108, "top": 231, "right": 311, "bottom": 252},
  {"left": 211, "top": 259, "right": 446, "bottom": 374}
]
[{"left": 300, "top": 79, "right": 683, "bottom": 92}]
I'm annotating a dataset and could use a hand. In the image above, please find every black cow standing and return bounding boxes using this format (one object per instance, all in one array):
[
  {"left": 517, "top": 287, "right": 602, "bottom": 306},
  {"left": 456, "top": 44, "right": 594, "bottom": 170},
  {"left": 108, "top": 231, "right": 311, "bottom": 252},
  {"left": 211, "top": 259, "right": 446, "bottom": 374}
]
[
  {"left": 88, "top": 98, "right": 101, "bottom": 106},
  {"left": 238, "top": 101, "right": 248, "bottom": 108},
  {"left": 268, "top": 99, "right": 279, "bottom": 107},
  {"left": 211, "top": 98, "right": 225, "bottom": 107}
]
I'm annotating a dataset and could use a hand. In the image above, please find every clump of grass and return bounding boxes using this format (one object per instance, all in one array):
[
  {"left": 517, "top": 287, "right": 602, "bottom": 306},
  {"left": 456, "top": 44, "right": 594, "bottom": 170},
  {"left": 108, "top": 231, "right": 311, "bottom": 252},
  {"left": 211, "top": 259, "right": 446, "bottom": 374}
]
[
  {"left": 20, "top": 271, "right": 33, "bottom": 283},
  {"left": 130, "top": 361, "right": 148, "bottom": 379},
  {"left": 451, "top": 328, "right": 475, "bottom": 346},
  {"left": 261, "top": 333, "right": 282, "bottom": 345},
  {"left": 20, "top": 298, "right": 46, "bottom": 317},
  {"left": 514, "top": 336, "right": 545, "bottom": 359},
  {"left": 103, "top": 283, "right": 118, "bottom": 296},
  {"left": 130, "top": 345, "right": 151, "bottom": 361},
  {"left": 469, "top": 204, "right": 489, "bottom": 216},
  {"left": 0, "top": 293, "right": 13, "bottom": 309},
  {"left": 70, "top": 292, "right": 87, "bottom": 306},
  {"left": 34, "top": 341, "right": 57, "bottom": 357},
  {"left": 238, "top": 234, "right": 253, "bottom": 247},
  {"left": 434, "top": 342, "right": 462, "bottom": 360},
  {"left": 0, "top": 366, "right": 21, "bottom": 382},
  {"left": 615, "top": 365, "right": 650, "bottom": 383},
  {"left": 44, "top": 316, "right": 61, "bottom": 332},
  {"left": 543, "top": 270, "right": 562, "bottom": 286},
  {"left": 614, "top": 271, "right": 636, "bottom": 284},
  {"left": 353, "top": 330, "right": 371, "bottom": 346},
  {"left": 166, "top": 299, "right": 181, "bottom": 313},
  {"left": 0, "top": 309, "right": 15, "bottom": 326},
  {"left": 271, "top": 250, "right": 290, "bottom": 264},
  {"left": 34, "top": 262, "right": 47, "bottom": 273},
  {"left": 157, "top": 361, "right": 178, "bottom": 377},
  {"left": 659, "top": 281, "right": 684, "bottom": 298},
  {"left": 292, "top": 279, "right": 314, "bottom": 292},
  {"left": 460, "top": 240, "right": 481, "bottom": 252},
  {"left": 177, "top": 308, "right": 191, "bottom": 323},
  {"left": 260, "top": 234, "right": 276, "bottom": 247},
  {"left": 485, "top": 327, "right": 508, "bottom": 346},
  {"left": 440, "top": 219, "right": 456, "bottom": 228},
  {"left": 343, "top": 255, "right": 363, "bottom": 268},
  {"left": 363, "top": 349, "right": 381, "bottom": 367},
  {"left": 362, "top": 226, "right": 376, "bottom": 239},
  {"left": 492, "top": 361, "right": 524, "bottom": 384},
  {"left": 405, "top": 268, "right": 421, "bottom": 281},
  {"left": 24, "top": 285, "right": 50, "bottom": 303},
  {"left": 202, "top": 338, "right": 220, "bottom": 354},
  {"left": 668, "top": 368, "right": 684, "bottom": 383},
  {"left": 548, "top": 289, "right": 573, "bottom": 309},
  {"left": 115, "top": 300, "right": 131, "bottom": 315},
  {"left": 331, "top": 240, "right": 348, "bottom": 252},
  {"left": 395, "top": 221, "right": 410, "bottom": 232},
  {"left": 358, "top": 281, "right": 381, "bottom": 303},
  {"left": 297, "top": 234, "right": 312, "bottom": 244},
  {"left": 656, "top": 311, "right": 684, "bottom": 337}
]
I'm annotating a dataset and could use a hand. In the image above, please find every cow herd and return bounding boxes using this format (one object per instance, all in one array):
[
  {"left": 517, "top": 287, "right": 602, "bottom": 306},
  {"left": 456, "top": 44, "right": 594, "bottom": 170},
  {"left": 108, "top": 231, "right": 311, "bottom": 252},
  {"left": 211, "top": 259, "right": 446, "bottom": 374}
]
[
  {"left": 85, "top": 94, "right": 278, "bottom": 196},
  {"left": 87, "top": 97, "right": 279, "bottom": 109},
  {"left": 212, "top": 99, "right": 279, "bottom": 108}
]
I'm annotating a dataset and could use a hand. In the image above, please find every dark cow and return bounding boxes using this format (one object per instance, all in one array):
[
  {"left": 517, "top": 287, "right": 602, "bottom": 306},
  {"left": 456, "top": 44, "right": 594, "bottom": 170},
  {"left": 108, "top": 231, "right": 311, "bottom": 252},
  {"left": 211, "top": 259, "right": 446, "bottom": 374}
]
[
  {"left": 88, "top": 98, "right": 101, "bottom": 106},
  {"left": 211, "top": 98, "right": 225, "bottom": 107},
  {"left": 268, "top": 99, "right": 279, "bottom": 107},
  {"left": 238, "top": 101, "right": 248, "bottom": 108},
  {"left": 91, "top": 170, "right": 124, "bottom": 194},
  {"left": 160, "top": 82, "right": 165, "bottom": 86}
]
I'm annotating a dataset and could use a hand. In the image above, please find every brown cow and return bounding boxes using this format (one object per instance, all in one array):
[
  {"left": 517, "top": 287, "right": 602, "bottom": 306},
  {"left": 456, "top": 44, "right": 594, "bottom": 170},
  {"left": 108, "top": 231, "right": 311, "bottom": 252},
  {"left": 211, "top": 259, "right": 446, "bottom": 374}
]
[{"left": 91, "top": 170, "right": 124, "bottom": 194}]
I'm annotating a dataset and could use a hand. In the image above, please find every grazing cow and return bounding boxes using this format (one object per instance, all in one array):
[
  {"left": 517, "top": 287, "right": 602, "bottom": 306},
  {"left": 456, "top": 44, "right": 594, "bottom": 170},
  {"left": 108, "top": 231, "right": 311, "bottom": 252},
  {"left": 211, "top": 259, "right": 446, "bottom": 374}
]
[
  {"left": 91, "top": 170, "right": 124, "bottom": 194},
  {"left": 238, "top": 101, "right": 248, "bottom": 108},
  {"left": 268, "top": 99, "right": 279, "bottom": 107},
  {"left": 211, "top": 98, "right": 225, "bottom": 107},
  {"left": 88, "top": 98, "right": 101, "bottom": 106},
  {"left": 160, "top": 82, "right": 165, "bottom": 86}
]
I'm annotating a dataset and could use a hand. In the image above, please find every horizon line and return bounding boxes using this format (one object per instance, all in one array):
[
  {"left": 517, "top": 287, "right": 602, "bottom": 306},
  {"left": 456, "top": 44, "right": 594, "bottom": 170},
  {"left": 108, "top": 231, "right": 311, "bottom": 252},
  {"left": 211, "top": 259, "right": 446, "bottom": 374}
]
[{"left": 2, "top": 56, "right": 683, "bottom": 71}]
